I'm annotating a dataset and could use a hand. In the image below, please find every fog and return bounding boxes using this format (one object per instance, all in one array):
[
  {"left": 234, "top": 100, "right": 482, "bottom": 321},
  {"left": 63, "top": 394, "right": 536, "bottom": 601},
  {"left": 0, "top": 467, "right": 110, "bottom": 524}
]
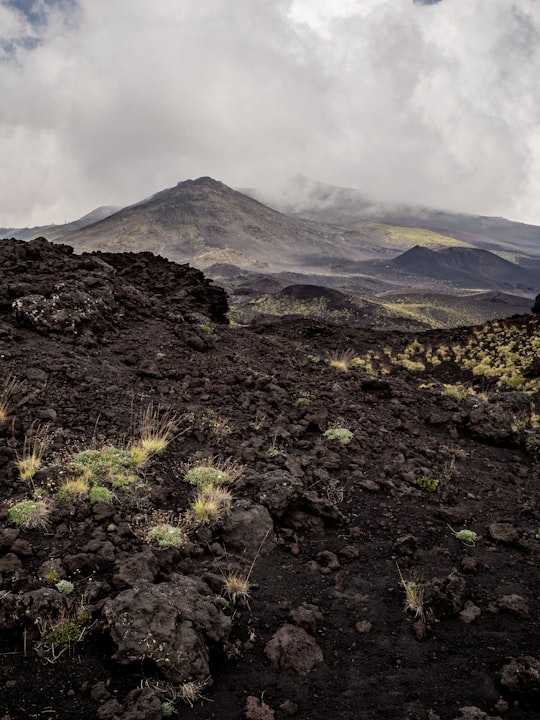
[{"left": 1, "top": 0, "right": 539, "bottom": 226}]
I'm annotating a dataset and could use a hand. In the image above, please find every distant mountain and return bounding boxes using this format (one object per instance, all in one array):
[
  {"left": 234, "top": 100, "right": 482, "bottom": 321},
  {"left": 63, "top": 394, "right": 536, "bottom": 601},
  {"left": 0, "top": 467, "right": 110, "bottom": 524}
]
[
  {"left": 251, "top": 175, "right": 540, "bottom": 263},
  {"left": 391, "top": 246, "right": 540, "bottom": 292},
  {"left": 4, "top": 175, "right": 540, "bottom": 304},
  {"left": 60, "top": 177, "right": 387, "bottom": 271},
  {"left": 0, "top": 205, "right": 119, "bottom": 242}
]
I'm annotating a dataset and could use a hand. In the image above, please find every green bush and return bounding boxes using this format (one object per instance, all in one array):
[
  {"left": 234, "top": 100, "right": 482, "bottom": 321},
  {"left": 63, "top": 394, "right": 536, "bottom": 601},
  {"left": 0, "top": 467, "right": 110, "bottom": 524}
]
[
  {"left": 146, "top": 524, "right": 184, "bottom": 548},
  {"left": 323, "top": 428, "right": 353, "bottom": 445},
  {"left": 414, "top": 475, "right": 439, "bottom": 492}
]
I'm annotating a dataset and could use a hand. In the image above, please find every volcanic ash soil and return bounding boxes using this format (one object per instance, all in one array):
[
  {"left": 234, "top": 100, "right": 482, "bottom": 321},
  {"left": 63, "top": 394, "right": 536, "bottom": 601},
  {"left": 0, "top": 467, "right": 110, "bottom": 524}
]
[{"left": 0, "top": 237, "right": 539, "bottom": 720}]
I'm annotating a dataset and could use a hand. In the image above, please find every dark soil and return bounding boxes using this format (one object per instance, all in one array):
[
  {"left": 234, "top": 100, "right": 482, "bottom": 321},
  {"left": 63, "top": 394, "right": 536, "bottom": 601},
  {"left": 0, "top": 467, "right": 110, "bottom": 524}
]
[{"left": 0, "top": 238, "right": 539, "bottom": 720}]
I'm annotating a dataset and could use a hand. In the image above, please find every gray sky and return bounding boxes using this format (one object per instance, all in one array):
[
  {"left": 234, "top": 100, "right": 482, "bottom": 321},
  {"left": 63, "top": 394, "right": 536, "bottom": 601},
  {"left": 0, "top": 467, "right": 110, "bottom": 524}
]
[{"left": 1, "top": 0, "right": 540, "bottom": 227}]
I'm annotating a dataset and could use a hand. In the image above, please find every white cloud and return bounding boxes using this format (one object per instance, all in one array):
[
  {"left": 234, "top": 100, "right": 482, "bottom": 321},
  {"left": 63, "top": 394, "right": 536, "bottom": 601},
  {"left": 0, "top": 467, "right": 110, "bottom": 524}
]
[{"left": 1, "top": 0, "right": 539, "bottom": 227}]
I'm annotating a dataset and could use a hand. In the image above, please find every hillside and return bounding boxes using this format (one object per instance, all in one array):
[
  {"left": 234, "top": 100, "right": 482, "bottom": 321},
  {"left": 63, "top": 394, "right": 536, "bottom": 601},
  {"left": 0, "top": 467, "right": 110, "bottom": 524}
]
[
  {"left": 59, "top": 177, "right": 384, "bottom": 271},
  {"left": 0, "top": 238, "right": 539, "bottom": 720},
  {"left": 254, "top": 175, "right": 540, "bottom": 261},
  {"left": 391, "top": 246, "right": 540, "bottom": 292}
]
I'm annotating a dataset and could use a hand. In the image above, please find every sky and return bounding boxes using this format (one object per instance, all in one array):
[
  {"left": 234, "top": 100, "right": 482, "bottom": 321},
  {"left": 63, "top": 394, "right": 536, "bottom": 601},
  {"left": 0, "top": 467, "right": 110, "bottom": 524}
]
[{"left": 1, "top": 0, "right": 540, "bottom": 227}]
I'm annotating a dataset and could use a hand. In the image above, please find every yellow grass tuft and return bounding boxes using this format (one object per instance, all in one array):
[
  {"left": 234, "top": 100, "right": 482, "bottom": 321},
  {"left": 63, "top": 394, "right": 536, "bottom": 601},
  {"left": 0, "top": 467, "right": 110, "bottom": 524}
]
[
  {"left": 130, "top": 403, "right": 180, "bottom": 465},
  {"left": 0, "top": 375, "right": 23, "bottom": 423},
  {"left": 327, "top": 349, "right": 356, "bottom": 372}
]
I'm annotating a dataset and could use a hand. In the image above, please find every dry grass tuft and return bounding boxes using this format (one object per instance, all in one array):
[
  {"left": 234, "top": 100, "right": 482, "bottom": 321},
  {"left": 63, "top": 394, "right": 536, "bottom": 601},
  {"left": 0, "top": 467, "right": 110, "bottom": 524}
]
[
  {"left": 16, "top": 426, "right": 50, "bottom": 484},
  {"left": 0, "top": 375, "right": 23, "bottom": 422},
  {"left": 327, "top": 349, "right": 356, "bottom": 372},
  {"left": 130, "top": 403, "right": 181, "bottom": 465},
  {"left": 397, "top": 564, "right": 425, "bottom": 621}
]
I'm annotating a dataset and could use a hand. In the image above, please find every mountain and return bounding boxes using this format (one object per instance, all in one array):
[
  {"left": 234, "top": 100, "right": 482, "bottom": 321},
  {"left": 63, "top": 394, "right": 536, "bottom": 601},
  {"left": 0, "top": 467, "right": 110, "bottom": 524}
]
[
  {"left": 4, "top": 176, "right": 540, "bottom": 307},
  {"left": 391, "top": 246, "right": 540, "bottom": 292},
  {"left": 60, "top": 177, "right": 387, "bottom": 271},
  {"left": 0, "top": 205, "right": 119, "bottom": 242},
  {"left": 251, "top": 175, "right": 540, "bottom": 262}
]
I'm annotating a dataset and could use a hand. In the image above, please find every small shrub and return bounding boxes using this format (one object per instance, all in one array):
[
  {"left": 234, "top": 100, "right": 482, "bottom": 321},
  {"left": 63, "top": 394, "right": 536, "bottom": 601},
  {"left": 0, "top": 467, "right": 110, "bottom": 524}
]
[
  {"left": 323, "top": 428, "right": 353, "bottom": 445},
  {"left": 296, "top": 396, "right": 311, "bottom": 406},
  {"left": 191, "top": 485, "right": 232, "bottom": 524},
  {"left": 184, "top": 458, "right": 243, "bottom": 487},
  {"left": 57, "top": 478, "right": 89, "bottom": 500},
  {"left": 68, "top": 447, "right": 136, "bottom": 488},
  {"left": 8, "top": 499, "right": 51, "bottom": 529},
  {"left": 414, "top": 476, "right": 439, "bottom": 492},
  {"left": 146, "top": 524, "right": 185, "bottom": 548},
  {"left": 55, "top": 580, "right": 74, "bottom": 595},
  {"left": 327, "top": 349, "right": 355, "bottom": 372},
  {"left": 88, "top": 485, "right": 115, "bottom": 504}
]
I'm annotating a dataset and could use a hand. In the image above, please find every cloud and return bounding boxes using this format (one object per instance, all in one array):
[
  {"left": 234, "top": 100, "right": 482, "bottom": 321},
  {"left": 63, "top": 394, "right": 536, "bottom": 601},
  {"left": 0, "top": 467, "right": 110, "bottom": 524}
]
[{"left": 1, "top": 0, "right": 539, "bottom": 227}]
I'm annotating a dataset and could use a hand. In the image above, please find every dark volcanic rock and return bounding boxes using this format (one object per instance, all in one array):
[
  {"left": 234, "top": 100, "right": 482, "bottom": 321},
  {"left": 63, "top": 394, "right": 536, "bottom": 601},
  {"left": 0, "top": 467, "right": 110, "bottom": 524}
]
[
  {"left": 1, "top": 237, "right": 228, "bottom": 345},
  {"left": 103, "top": 574, "right": 230, "bottom": 683}
]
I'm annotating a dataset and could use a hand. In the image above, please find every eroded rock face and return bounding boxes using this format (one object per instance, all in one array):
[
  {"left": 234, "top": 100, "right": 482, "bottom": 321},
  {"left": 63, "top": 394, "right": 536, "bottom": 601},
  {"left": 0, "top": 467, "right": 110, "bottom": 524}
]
[{"left": 103, "top": 574, "right": 230, "bottom": 683}]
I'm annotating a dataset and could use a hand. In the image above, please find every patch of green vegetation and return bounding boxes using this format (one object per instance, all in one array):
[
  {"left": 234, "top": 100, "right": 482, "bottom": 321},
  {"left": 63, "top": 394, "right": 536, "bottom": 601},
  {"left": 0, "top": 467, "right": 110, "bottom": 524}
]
[
  {"left": 68, "top": 447, "right": 137, "bottom": 488},
  {"left": 449, "top": 527, "right": 478, "bottom": 545},
  {"left": 362, "top": 223, "right": 468, "bottom": 250},
  {"left": 414, "top": 475, "right": 439, "bottom": 492},
  {"left": 184, "top": 459, "right": 243, "bottom": 487},
  {"left": 8, "top": 499, "right": 51, "bottom": 529},
  {"left": 55, "top": 580, "right": 74, "bottom": 595},
  {"left": 324, "top": 428, "right": 354, "bottom": 445},
  {"left": 146, "top": 524, "right": 185, "bottom": 548},
  {"left": 88, "top": 485, "right": 115, "bottom": 504}
]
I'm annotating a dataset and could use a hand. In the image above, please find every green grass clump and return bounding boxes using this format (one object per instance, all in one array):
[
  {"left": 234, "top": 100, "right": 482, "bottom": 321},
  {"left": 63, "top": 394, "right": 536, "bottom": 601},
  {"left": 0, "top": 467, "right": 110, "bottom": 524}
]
[
  {"left": 414, "top": 476, "right": 440, "bottom": 492},
  {"left": 55, "top": 580, "right": 74, "bottom": 595},
  {"left": 146, "top": 524, "right": 185, "bottom": 548},
  {"left": 8, "top": 499, "right": 51, "bottom": 529},
  {"left": 88, "top": 485, "right": 115, "bottom": 504},
  {"left": 324, "top": 428, "right": 353, "bottom": 445},
  {"left": 67, "top": 448, "right": 136, "bottom": 488},
  {"left": 184, "top": 458, "right": 243, "bottom": 487}
]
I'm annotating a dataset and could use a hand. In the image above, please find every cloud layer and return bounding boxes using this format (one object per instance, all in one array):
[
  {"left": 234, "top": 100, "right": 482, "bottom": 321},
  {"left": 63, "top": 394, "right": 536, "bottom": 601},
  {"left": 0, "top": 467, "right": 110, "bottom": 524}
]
[{"left": 1, "top": 0, "right": 540, "bottom": 226}]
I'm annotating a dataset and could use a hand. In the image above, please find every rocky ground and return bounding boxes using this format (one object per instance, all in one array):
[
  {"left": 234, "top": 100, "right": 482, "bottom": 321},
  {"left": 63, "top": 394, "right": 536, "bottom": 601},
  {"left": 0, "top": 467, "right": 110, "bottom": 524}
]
[{"left": 0, "top": 237, "right": 539, "bottom": 720}]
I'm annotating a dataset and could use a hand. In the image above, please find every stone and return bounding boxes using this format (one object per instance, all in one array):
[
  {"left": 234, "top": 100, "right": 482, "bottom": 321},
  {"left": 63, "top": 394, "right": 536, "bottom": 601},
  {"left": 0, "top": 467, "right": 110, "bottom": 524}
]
[
  {"left": 264, "top": 624, "right": 323, "bottom": 676},
  {"left": 103, "top": 573, "right": 230, "bottom": 683}
]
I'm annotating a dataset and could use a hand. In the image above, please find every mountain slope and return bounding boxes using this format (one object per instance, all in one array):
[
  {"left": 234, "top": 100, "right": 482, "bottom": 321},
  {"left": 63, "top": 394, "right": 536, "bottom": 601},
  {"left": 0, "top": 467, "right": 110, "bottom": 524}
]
[
  {"left": 61, "top": 177, "right": 385, "bottom": 271},
  {"left": 391, "top": 245, "right": 540, "bottom": 291},
  {"left": 0, "top": 206, "right": 119, "bottom": 242},
  {"left": 252, "top": 175, "right": 540, "bottom": 262}
]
